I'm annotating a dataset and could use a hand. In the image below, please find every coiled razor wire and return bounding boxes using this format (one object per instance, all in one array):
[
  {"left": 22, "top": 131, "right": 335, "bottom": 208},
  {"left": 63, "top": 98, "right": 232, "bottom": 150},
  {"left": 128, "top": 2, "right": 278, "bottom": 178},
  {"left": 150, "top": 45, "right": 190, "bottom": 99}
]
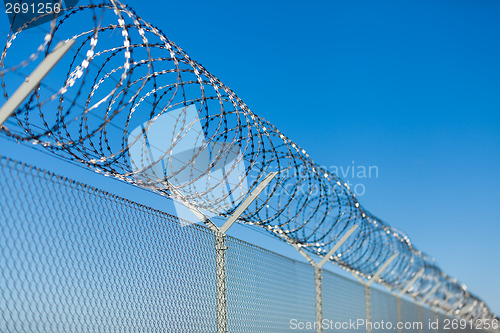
[{"left": 0, "top": 0, "right": 496, "bottom": 321}]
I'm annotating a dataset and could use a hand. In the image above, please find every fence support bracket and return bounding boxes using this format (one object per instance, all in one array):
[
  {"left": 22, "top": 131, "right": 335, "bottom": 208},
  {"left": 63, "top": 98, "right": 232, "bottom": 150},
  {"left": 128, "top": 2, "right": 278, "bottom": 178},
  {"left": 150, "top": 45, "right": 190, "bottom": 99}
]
[
  {"left": 0, "top": 39, "right": 75, "bottom": 127},
  {"left": 399, "top": 270, "right": 424, "bottom": 297},
  {"left": 291, "top": 224, "right": 359, "bottom": 333},
  {"left": 359, "top": 253, "right": 398, "bottom": 333}
]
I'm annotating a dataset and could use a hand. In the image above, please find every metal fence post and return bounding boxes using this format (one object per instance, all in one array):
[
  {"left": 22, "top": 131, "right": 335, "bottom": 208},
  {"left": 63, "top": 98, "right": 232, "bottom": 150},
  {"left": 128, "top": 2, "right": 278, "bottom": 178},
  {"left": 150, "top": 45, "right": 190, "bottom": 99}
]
[
  {"left": 215, "top": 231, "right": 228, "bottom": 333},
  {"left": 418, "top": 305, "right": 424, "bottom": 333},
  {"left": 397, "top": 296, "right": 402, "bottom": 333},
  {"left": 356, "top": 253, "right": 398, "bottom": 333},
  {"left": 175, "top": 172, "right": 277, "bottom": 333},
  {"left": 291, "top": 225, "right": 359, "bottom": 333},
  {"left": 216, "top": 172, "right": 277, "bottom": 333},
  {"left": 365, "top": 284, "right": 372, "bottom": 333},
  {"left": 416, "top": 284, "right": 441, "bottom": 333},
  {"left": 314, "top": 265, "right": 323, "bottom": 332},
  {"left": 395, "top": 269, "right": 425, "bottom": 332}
]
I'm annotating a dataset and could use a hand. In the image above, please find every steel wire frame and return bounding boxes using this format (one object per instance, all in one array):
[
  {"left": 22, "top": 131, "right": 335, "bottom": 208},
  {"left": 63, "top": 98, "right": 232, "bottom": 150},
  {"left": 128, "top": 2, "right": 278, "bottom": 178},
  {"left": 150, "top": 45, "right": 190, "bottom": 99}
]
[{"left": 0, "top": 0, "right": 497, "bottom": 322}]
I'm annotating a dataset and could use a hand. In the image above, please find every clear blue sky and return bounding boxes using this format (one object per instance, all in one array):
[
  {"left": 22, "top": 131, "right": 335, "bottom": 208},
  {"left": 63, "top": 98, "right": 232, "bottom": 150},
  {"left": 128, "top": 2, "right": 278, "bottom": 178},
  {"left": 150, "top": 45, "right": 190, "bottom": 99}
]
[{"left": 1, "top": 0, "right": 499, "bottom": 314}]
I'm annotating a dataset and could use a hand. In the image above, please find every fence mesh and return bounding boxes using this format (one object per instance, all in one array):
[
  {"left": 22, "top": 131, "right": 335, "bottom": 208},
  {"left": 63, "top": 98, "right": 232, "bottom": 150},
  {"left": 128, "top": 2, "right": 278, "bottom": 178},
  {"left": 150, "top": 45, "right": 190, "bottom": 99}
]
[
  {"left": 322, "top": 270, "right": 366, "bottom": 332},
  {"left": 225, "top": 237, "right": 316, "bottom": 332},
  {"left": 0, "top": 155, "right": 497, "bottom": 332},
  {"left": 401, "top": 298, "right": 422, "bottom": 333},
  {"left": 422, "top": 307, "right": 436, "bottom": 333},
  {"left": 0, "top": 156, "right": 216, "bottom": 332}
]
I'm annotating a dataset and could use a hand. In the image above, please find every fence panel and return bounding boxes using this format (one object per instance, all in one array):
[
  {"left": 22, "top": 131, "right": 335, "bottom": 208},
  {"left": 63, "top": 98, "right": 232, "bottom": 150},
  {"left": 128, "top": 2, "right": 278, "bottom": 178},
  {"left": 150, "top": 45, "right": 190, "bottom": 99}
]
[
  {"left": 225, "top": 237, "right": 316, "bottom": 332},
  {"left": 437, "top": 313, "right": 448, "bottom": 333},
  {"left": 422, "top": 307, "right": 436, "bottom": 333},
  {"left": 0, "top": 157, "right": 217, "bottom": 332},
  {"left": 401, "top": 298, "right": 422, "bottom": 333},
  {"left": 322, "top": 270, "right": 366, "bottom": 332},
  {"left": 0, "top": 156, "right": 496, "bottom": 333},
  {"left": 371, "top": 288, "right": 398, "bottom": 332}
]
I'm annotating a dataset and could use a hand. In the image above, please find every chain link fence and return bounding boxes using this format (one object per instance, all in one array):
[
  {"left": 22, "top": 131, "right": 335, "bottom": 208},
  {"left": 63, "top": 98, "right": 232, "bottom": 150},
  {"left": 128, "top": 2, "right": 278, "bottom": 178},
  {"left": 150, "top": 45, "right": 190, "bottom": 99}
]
[{"left": 0, "top": 155, "right": 497, "bottom": 332}]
